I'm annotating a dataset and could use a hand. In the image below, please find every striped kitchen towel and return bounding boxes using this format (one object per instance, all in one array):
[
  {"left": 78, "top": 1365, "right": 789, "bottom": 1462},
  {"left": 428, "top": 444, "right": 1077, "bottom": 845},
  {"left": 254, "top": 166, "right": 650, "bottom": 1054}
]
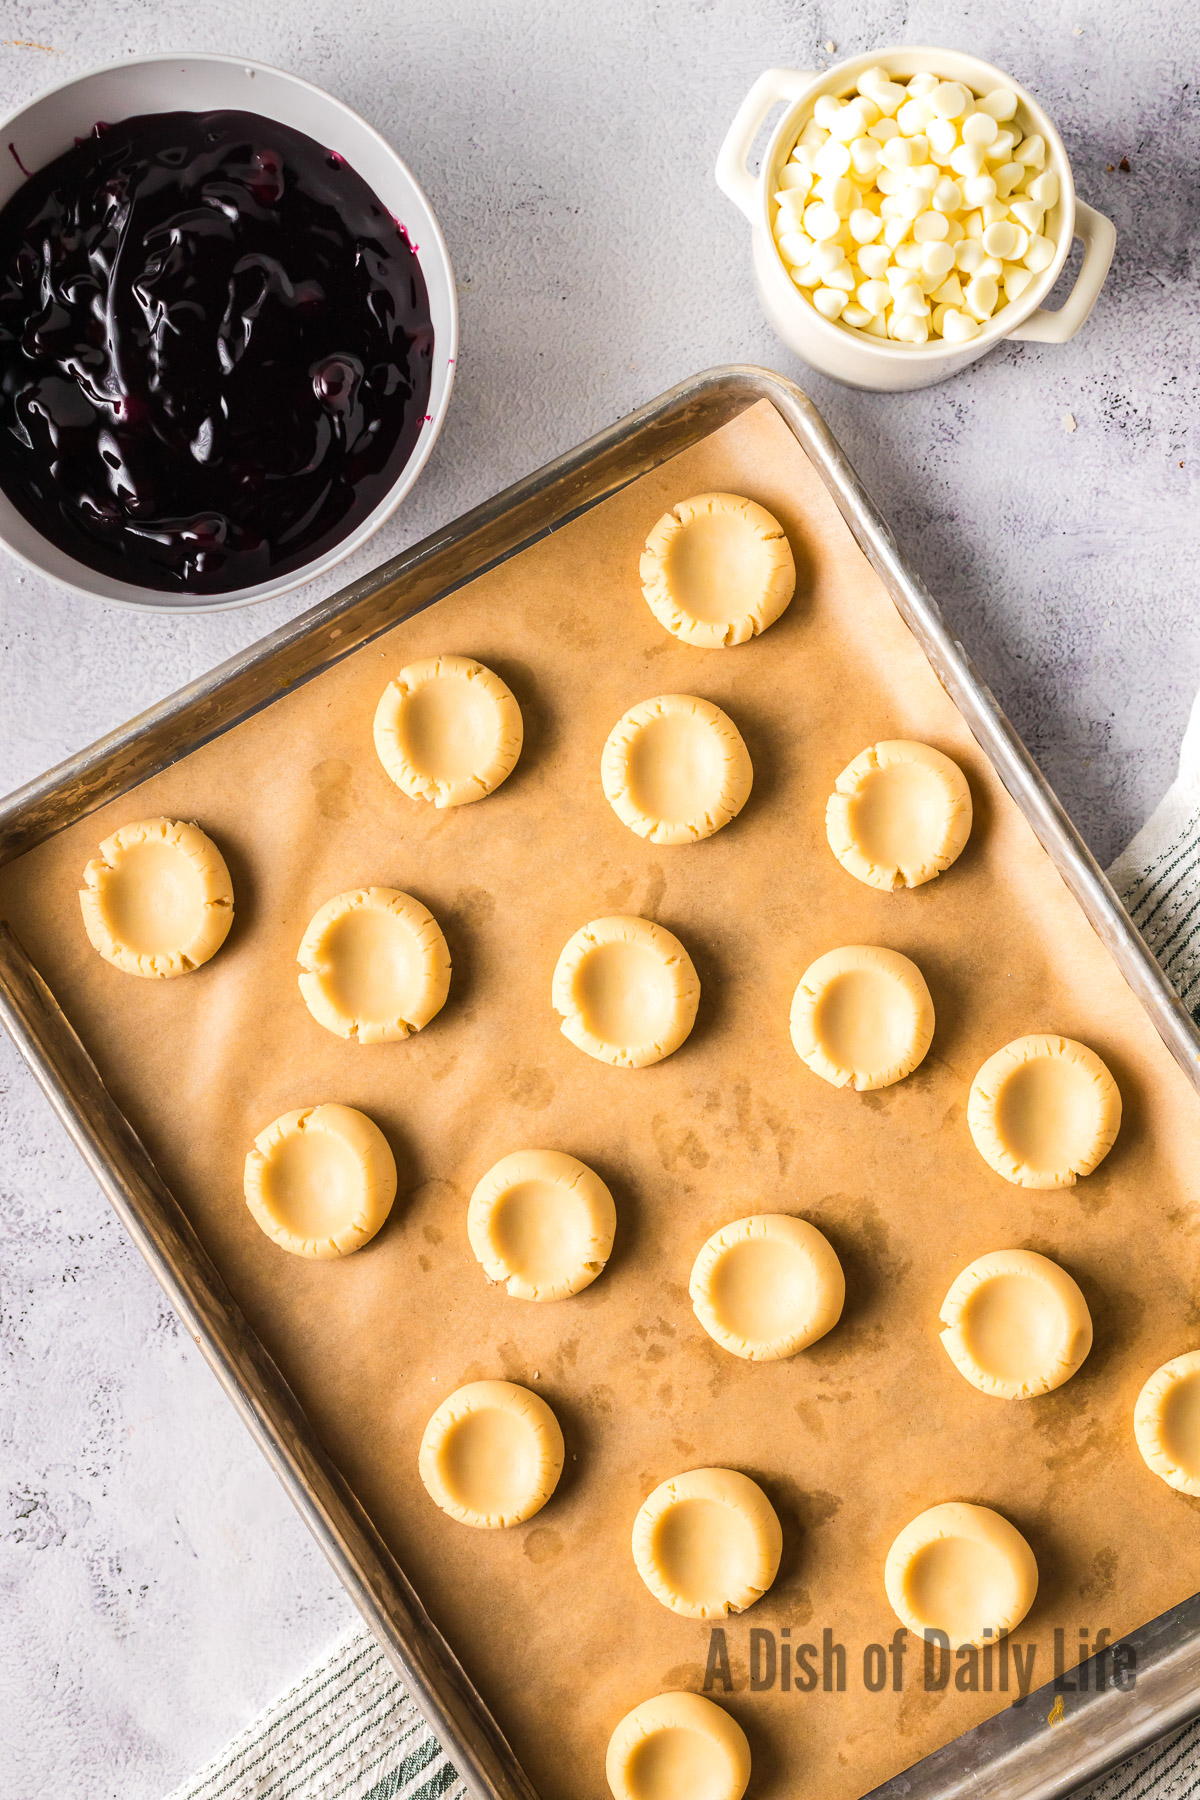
[
  {"left": 167, "top": 691, "right": 1200, "bottom": 1800},
  {"left": 163, "top": 1626, "right": 465, "bottom": 1800}
]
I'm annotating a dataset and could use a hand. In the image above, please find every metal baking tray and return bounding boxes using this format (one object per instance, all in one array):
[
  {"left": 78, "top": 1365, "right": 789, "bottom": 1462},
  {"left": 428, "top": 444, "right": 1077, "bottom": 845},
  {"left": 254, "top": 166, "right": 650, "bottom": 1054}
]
[{"left": 3, "top": 365, "right": 1200, "bottom": 1800}]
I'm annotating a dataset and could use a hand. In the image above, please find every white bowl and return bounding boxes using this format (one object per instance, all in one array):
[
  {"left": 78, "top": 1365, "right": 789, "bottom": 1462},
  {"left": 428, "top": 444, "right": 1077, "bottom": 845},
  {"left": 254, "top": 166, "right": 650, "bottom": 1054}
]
[
  {"left": 716, "top": 46, "right": 1116, "bottom": 391},
  {"left": 0, "top": 53, "right": 457, "bottom": 609}
]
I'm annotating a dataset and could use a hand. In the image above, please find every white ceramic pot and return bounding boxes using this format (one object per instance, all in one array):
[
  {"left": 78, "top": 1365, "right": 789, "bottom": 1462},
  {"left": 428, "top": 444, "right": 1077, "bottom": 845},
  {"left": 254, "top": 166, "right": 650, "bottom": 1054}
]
[
  {"left": 716, "top": 47, "right": 1115, "bottom": 391},
  {"left": 0, "top": 53, "right": 457, "bottom": 609}
]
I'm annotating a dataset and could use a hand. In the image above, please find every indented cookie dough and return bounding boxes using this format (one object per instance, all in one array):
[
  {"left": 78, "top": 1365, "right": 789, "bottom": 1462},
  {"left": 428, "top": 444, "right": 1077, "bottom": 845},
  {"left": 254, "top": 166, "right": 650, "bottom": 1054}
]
[
  {"left": 690, "top": 1215, "right": 845, "bottom": 1361},
  {"left": 885, "top": 1502, "right": 1038, "bottom": 1649},
  {"left": 1135, "top": 1351, "right": 1200, "bottom": 1495},
  {"left": 419, "top": 1379, "right": 564, "bottom": 1528},
  {"left": 940, "top": 1249, "right": 1093, "bottom": 1399},
  {"left": 632, "top": 1468, "right": 782, "bottom": 1619},
  {"left": 639, "top": 493, "right": 795, "bottom": 649},
  {"left": 552, "top": 916, "right": 700, "bottom": 1068},
  {"left": 468, "top": 1150, "right": 616, "bottom": 1301},
  {"left": 601, "top": 695, "right": 753, "bottom": 845},
  {"left": 243, "top": 1103, "right": 397, "bottom": 1259},
  {"left": 826, "top": 740, "right": 973, "bottom": 891},
  {"left": 606, "top": 1692, "right": 751, "bottom": 1800},
  {"left": 373, "top": 654, "right": 523, "bottom": 807},
  {"left": 968, "top": 1035, "right": 1121, "bottom": 1188},
  {"left": 790, "top": 944, "right": 934, "bottom": 1089},
  {"left": 79, "top": 817, "right": 233, "bottom": 978},
  {"left": 297, "top": 887, "right": 450, "bottom": 1042}
]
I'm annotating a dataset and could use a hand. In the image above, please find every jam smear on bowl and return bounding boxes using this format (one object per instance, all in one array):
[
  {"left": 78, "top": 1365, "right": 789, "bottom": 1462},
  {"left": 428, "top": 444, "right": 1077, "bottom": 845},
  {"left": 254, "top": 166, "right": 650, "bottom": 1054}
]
[{"left": 0, "top": 110, "right": 434, "bottom": 595}]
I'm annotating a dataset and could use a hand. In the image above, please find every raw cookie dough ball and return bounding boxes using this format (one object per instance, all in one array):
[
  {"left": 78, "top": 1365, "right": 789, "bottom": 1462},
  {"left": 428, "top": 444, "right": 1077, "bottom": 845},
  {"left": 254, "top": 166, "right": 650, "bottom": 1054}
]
[
  {"left": 1135, "top": 1351, "right": 1200, "bottom": 1495},
  {"left": 243, "top": 1103, "right": 397, "bottom": 1259},
  {"left": 297, "top": 887, "right": 450, "bottom": 1043},
  {"left": 552, "top": 916, "right": 700, "bottom": 1068},
  {"left": 602, "top": 695, "right": 753, "bottom": 845},
  {"left": 790, "top": 944, "right": 934, "bottom": 1089},
  {"left": 885, "top": 1502, "right": 1038, "bottom": 1649},
  {"left": 468, "top": 1150, "right": 616, "bottom": 1301},
  {"left": 419, "top": 1379, "right": 564, "bottom": 1528},
  {"left": 939, "top": 1249, "right": 1092, "bottom": 1399},
  {"left": 632, "top": 1468, "right": 782, "bottom": 1619},
  {"left": 606, "top": 1692, "right": 751, "bottom": 1800},
  {"left": 826, "top": 740, "right": 972, "bottom": 890},
  {"left": 690, "top": 1214, "right": 844, "bottom": 1360},
  {"left": 79, "top": 816, "right": 233, "bottom": 978},
  {"left": 373, "top": 654, "right": 523, "bottom": 807},
  {"left": 968, "top": 1035, "right": 1121, "bottom": 1188},
  {"left": 639, "top": 493, "right": 795, "bottom": 648}
]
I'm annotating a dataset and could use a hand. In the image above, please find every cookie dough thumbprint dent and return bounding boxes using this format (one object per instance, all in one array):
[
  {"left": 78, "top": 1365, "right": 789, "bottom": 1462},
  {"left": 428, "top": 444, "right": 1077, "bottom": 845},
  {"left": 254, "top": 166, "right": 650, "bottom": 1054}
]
[
  {"left": 298, "top": 887, "right": 450, "bottom": 1042},
  {"left": 640, "top": 493, "right": 795, "bottom": 648},
  {"left": 244, "top": 1104, "right": 396, "bottom": 1258},
  {"left": 940, "top": 1249, "right": 1092, "bottom": 1399},
  {"left": 633, "top": 1468, "right": 782, "bottom": 1618},
  {"left": 826, "top": 741, "right": 972, "bottom": 890},
  {"left": 691, "top": 1215, "right": 844, "bottom": 1359},
  {"left": 468, "top": 1150, "right": 616, "bottom": 1300},
  {"left": 602, "top": 695, "right": 752, "bottom": 844},
  {"left": 1135, "top": 1352, "right": 1200, "bottom": 1495},
  {"left": 968, "top": 1035, "right": 1121, "bottom": 1187},
  {"left": 80, "top": 817, "right": 233, "bottom": 977},
  {"left": 373, "top": 655, "right": 522, "bottom": 807},
  {"left": 553, "top": 916, "right": 700, "bottom": 1067},
  {"left": 791, "top": 945, "right": 934, "bottom": 1089},
  {"left": 419, "top": 1380, "right": 564, "bottom": 1528},
  {"left": 606, "top": 1693, "right": 751, "bottom": 1800},
  {"left": 885, "top": 1503, "right": 1038, "bottom": 1649}
]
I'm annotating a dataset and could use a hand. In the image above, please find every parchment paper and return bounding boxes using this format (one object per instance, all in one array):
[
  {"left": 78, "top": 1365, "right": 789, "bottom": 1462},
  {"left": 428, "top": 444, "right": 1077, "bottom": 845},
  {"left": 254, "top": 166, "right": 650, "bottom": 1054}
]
[{"left": 5, "top": 399, "right": 1200, "bottom": 1800}]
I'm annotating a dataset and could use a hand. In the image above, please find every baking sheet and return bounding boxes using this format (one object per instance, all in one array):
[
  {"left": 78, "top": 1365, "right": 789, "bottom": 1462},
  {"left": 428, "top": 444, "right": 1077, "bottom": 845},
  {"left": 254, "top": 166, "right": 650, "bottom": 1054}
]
[{"left": 4, "top": 397, "right": 1200, "bottom": 1800}]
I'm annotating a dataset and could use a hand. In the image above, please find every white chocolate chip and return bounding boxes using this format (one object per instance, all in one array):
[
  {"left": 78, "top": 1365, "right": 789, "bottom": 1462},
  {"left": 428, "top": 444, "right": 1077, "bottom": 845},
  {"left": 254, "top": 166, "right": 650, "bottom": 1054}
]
[
  {"left": 776, "top": 232, "right": 812, "bottom": 266},
  {"left": 913, "top": 209, "right": 951, "bottom": 244},
  {"left": 961, "top": 111, "right": 1000, "bottom": 147},
  {"left": 1015, "top": 133, "right": 1046, "bottom": 168},
  {"left": 849, "top": 207, "right": 884, "bottom": 243},
  {"left": 979, "top": 87, "right": 1018, "bottom": 121},
  {"left": 932, "top": 176, "right": 962, "bottom": 213},
  {"left": 813, "top": 286, "right": 847, "bottom": 319},
  {"left": 810, "top": 240, "right": 846, "bottom": 276},
  {"left": 857, "top": 243, "right": 890, "bottom": 278},
  {"left": 942, "top": 307, "right": 980, "bottom": 341},
  {"left": 850, "top": 136, "right": 881, "bottom": 177},
  {"left": 928, "top": 80, "right": 970, "bottom": 120},
  {"left": 1029, "top": 169, "right": 1060, "bottom": 208},
  {"left": 950, "top": 141, "right": 987, "bottom": 178},
  {"left": 955, "top": 238, "right": 986, "bottom": 273},
  {"left": 880, "top": 135, "right": 914, "bottom": 171},
  {"left": 965, "top": 273, "right": 999, "bottom": 318},
  {"left": 920, "top": 239, "right": 957, "bottom": 278},
  {"left": 931, "top": 272, "right": 964, "bottom": 303},
  {"left": 1003, "top": 264, "right": 1035, "bottom": 301},
  {"left": 961, "top": 172, "right": 998, "bottom": 207},
  {"left": 927, "top": 116, "right": 959, "bottom": 156},
  {"left": 804, "top": 201, "right": 842, "bottom": 240},
  {"left": 982, "top": 220, "right": 1020, "bottom": 259},
  {"left": 841, "top": 301, "right": 872, "bottom": 328},
  {"left": 857, "top": 279, "right": 891, "bottom": 315},
  {"left": 906, "top": 71, "right": 940, "bottom": 98},
  {"left": 1024, "top": 232, "right": 1055, "bottom": 271}
]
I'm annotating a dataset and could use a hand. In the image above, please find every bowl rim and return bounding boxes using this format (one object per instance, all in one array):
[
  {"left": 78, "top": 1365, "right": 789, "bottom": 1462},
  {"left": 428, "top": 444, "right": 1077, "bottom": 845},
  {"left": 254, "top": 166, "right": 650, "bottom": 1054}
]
[
  {"left": 755, "top": 44, "right": 1076, "bottom": 364},
  {"left": 0, "top": 49, "right": 458, "bottom": 612}
]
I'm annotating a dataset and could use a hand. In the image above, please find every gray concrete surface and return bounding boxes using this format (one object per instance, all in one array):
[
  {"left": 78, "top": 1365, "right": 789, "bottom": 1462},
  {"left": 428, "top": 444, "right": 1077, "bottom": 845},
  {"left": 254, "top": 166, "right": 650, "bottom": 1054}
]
[{"left": 0, "top": 0, "right": 1196, "bottom": 1794}]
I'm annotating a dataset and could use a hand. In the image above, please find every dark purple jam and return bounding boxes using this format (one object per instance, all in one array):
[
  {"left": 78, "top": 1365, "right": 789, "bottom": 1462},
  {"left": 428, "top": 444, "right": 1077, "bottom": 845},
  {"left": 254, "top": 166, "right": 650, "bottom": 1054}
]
[{"left": 0, "top": 110, "right": 434, "bottom": 593}]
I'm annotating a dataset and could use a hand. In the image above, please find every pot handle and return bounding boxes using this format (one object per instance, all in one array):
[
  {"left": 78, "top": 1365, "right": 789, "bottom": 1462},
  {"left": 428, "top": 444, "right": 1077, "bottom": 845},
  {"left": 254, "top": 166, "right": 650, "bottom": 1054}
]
[
  {"left": 716, "top": 67, "right": 816, "bottom": 221},
  {"left": 1007, "top": 199, "right": 1116, "bottom": 343}
]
